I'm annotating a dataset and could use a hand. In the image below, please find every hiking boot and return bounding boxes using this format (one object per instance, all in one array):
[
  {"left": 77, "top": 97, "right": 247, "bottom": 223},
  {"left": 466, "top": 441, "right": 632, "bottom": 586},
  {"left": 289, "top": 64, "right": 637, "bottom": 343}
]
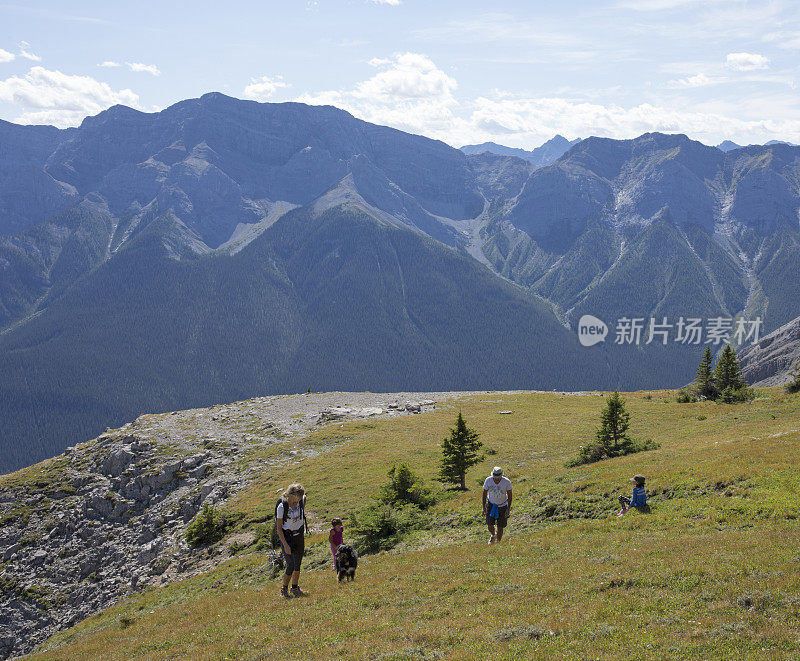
[
  {"left": 488, "top": 534, "right": 496, "bottom": 545},
  {"left": 280, "top": 586, "right": 291, "bottom": 598},
  {"left": 291, "top": 585, "right": 308, "bottom": 597}
]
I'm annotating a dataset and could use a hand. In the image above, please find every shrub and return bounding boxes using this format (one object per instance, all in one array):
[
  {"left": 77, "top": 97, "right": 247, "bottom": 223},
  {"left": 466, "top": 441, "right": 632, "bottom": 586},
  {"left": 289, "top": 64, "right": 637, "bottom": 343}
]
[
  {"left": 228, "top": 541, "right": 248, "bottom": 555},
  {"left": 349, "top": 502, "right": 424, "bottom": 554},
  {"left": 379, "top": 464, "right": 436, "bottom": 509},
  {"left": 737, "top": 591, "right": 777, "bottom": 611},
  {"left": 718, "top": 386, "right": 755, "bottom": 404},
  {"left": 351, "top": 465, "right": 436, "bottom": 554},
  {"left": 185, "top": 503, "right": 231, "bottom": 548},
  {"left": 676, "top": 389, "right": 698, "bottom": 403},
  {"left": 566, "top": 442, "right": 606, "bottom": 466},
  {"left": 567, "top": 438, "right": 660, "bottom": 467}
]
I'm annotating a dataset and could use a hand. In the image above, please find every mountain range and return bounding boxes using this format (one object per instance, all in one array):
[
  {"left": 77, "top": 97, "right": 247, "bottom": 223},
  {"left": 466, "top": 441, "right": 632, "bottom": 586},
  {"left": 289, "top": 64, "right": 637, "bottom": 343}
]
[
  {"left": 2, "top": 92, "right": 800, "bottom": 472},
  {"left": 717, "top": 139, "right": 797, "bottom": 152},
  {"left": 460, "top": 135, "right": 581, "bottom": 166}
]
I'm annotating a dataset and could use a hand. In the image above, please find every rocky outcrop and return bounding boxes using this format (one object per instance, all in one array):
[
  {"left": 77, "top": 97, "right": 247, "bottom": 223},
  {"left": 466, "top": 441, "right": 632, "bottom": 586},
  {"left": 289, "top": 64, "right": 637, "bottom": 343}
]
[
  {"left": 740, "top": 315, "right": 800, "bottom": 386},
  {"left": 0, "top": 433, "right": 237, "bottom": 659},
  {"left": 0, "top": 391, "right": 456, "bottom": 659}
]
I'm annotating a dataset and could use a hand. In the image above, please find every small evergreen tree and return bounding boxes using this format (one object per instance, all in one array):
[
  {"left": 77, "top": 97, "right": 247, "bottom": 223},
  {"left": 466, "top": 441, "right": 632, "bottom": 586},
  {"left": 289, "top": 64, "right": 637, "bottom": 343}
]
[
  {"left": 595, "top": 390, "right": 632, "bottom": 453},
  {"left": 714, "top": 345, "right": 745, "bottom": 392},
  {"left": 379, "top": 463, "right": 435, "bottom": 509},
  {"left": 785, "top": 360, "right": 800, "bottom": 394},
  {"left": 568, "top": 390, "right": 658, "bottom": 466},
  {"left": 350, "top": 464, "right": 434, "bottom": 554},
  {"left": 438, "top": 412, "right": 483, "bottom": 490},
  {"left": 695, "top": 346, "right": 717, "bottom": 400}
]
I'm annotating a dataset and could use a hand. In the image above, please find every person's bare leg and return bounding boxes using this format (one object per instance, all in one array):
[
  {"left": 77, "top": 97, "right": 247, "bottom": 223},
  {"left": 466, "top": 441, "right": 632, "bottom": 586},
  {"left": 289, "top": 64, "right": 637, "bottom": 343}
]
[
  {"left": 487, "top": 521, "right": 496, "bottom": 543},
  {"left": 496, "top": 527, "right": 504, "bottom": 542},
  {"left": 291, "top": 570, "right": 300, "bottom": 586}
]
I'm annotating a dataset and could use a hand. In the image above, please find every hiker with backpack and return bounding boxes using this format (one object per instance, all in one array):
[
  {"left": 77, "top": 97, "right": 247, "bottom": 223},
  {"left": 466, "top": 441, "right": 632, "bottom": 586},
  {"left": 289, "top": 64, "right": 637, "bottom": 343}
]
[{"left": 276, "top": 483, "right": 309, "bottom": 598}]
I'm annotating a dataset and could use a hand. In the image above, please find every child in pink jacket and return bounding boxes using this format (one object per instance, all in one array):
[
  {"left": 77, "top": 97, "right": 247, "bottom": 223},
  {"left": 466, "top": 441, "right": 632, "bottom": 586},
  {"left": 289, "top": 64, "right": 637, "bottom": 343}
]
[{"left": 329, "top": 517, "right": 344, "bottom": 570}]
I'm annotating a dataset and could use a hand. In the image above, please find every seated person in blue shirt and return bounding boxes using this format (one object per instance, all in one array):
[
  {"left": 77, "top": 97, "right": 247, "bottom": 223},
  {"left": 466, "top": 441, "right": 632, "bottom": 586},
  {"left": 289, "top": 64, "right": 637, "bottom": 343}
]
[{"left": 618, "top": 474, "right": 647, "bottom": 514}]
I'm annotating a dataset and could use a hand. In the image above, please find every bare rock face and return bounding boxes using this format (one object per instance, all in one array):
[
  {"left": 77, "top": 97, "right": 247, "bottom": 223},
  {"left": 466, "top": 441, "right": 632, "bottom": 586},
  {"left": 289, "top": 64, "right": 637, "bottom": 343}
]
[{"left": 740, "top": 315, "right": 800, "bottom": 386}]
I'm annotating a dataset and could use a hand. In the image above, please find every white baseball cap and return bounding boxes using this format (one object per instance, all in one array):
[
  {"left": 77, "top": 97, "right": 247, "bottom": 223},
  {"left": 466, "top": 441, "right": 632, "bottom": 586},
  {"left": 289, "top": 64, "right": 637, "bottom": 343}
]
[{"left": 491, "top": 466, "right": 503, "bottom": 477}]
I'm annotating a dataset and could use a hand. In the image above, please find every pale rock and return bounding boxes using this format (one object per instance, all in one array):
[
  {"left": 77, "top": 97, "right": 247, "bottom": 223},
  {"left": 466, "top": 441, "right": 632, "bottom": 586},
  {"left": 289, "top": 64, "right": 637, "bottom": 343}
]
[{"left": 101, "top": 447, "right": 135, "bottom": 477}]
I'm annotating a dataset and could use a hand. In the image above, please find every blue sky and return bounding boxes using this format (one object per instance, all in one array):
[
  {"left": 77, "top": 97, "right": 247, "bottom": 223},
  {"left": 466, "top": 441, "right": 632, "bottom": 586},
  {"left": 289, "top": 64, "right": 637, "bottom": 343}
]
[{"left": 1, "top": 0, "right": 798, "bottom": 148}]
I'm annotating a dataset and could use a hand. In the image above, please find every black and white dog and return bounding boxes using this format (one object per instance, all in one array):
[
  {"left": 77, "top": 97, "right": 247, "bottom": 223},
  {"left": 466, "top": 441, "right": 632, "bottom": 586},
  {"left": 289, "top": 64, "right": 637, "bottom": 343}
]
[{"left": 335, "top": 544, "right": 358, "bottom": 582}]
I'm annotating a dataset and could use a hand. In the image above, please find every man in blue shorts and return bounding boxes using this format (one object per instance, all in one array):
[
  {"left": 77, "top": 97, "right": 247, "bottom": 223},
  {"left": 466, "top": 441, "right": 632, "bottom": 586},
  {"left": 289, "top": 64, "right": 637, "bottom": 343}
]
[{"left": 482, "top": 466, "right": 512, "bottom": 544}]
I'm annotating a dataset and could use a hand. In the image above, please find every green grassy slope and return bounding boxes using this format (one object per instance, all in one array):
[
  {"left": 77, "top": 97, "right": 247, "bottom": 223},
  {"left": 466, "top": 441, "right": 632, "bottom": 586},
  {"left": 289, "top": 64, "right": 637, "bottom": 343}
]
[{"left": 30, "top": 389, "right": 800, "bottom": 660}]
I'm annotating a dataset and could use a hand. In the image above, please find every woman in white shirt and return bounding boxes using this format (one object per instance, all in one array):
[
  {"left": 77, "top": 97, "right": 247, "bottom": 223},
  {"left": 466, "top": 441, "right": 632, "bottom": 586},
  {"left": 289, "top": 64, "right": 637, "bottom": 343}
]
[{"left": 276, "top": 483, "right": 308, "bottom": 597}]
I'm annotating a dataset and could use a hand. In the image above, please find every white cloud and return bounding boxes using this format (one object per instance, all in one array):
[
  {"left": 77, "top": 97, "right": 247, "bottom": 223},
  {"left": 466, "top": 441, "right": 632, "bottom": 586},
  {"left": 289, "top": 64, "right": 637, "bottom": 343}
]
[
  {"left": 666, "top": 72, "right": 717, "bottom": 88},
  {"left": 126, "top": 62, "right": 160, "bottom": 76},
  {"left": 354, "top": 52, "right": 457, "bottom": 102},
  {"left": 467, "top": 95, "right": 800, "bottom": 147},
  {"left": 297, "top": 60, "right": 800, "bottom": 147},
  {"left": 243, "top": 75, "right": 289, "bottom": 102},
  {"left": 294, "top": 52, "right": 800, "bottom": 146},
  {"left": 295, "top": 90, "right": 345, "bottom": 107},
  {"left": 725, "top": 52, "right": 769, "bottom": 71},
  {"left": 18, "top": 41, "right": 41, "bottom": 62},
  {"left": 295, "top": 53, "right": 460, "bottom": 139},
  {"left": 98, "top": 61, "right": 121, "bottom": 68},
  {"left": 0, "top": 49, "right": 14, "bottom": 64},
  {"left": 10, "top": 109, "right": 93, "bottom": 126},
  {"left": 0, "top": 66, "right": 140, "bottom": 127}
]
